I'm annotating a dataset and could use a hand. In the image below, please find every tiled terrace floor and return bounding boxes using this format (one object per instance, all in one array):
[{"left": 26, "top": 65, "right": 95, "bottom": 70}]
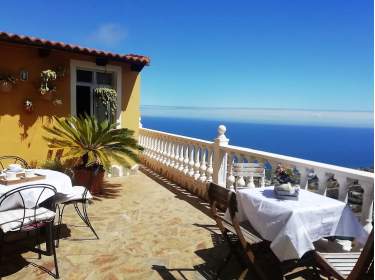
[{"left": 1, "top": 167, "right": 321, "bottom": 280}]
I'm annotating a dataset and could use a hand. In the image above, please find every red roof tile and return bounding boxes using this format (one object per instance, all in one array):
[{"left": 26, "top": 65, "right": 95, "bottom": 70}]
[{"left": 0, "top": 31, "right": 150, "bottom": 66}]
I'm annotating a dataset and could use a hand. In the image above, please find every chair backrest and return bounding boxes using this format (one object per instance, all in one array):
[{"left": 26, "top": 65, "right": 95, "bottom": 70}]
[
  {"left": 232, "top": 162, "right": 265, "bottom": 188},
  {"left": 349, "top": 229, "right": 374, "bottom": 280},
  {"left": 228, "top": 190, "right": 263, "bottom": 266},
  {"left": 0, "top": 184, "right": 57, "bottom": 233},
  {"left": 0, "top": 155, "right": 29, "bottom": 170},
  {"left": 207, "top": 182, "right": 233, "bottom": 235},
  {"left": 208, "top": 182, "right": 231, "bottom": 212}
]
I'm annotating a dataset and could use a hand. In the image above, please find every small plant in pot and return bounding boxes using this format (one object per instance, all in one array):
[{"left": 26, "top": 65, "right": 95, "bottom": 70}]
[
  {"left": 43, "top": 115, "right": 142, "bottom": 194},
  {"left": 0, "top": 74, "right": 16, "bottom": 92},
  {"left": 39, "top": 69, "right": 57, "bottom": 100}
]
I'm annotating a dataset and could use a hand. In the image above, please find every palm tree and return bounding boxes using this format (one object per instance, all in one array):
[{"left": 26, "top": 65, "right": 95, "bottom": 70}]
[{"left": 43, "top": 115, "right": 142, "bottom": 171}]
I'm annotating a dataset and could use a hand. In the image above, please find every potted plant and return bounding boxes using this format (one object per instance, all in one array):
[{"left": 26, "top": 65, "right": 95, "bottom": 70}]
[
  {"left": 94, "top": 87, "right": 117, "bottom": 118},
  {"left": 0, "top": 74, "right": 16, "bottom": 92},
  {"left": 39, "top": 69, "right": 57, "bottom": 100},
  {"left": 43, "top": 115, "right": 142, "bottom": 194}
]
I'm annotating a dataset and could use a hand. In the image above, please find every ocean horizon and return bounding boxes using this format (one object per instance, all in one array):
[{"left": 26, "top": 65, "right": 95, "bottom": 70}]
[{"left": 141, "top": 115, "right": 374, "bottom": 169}]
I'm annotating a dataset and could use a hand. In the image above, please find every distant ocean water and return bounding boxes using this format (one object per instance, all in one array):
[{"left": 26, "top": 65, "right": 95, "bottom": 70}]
[{"left": 141, "top": 116, "right": 374, "bottom": 169}]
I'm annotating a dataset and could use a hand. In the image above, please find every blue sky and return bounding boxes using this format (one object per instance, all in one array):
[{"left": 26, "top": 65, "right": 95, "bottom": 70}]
[{"left": 1, "top": 0, "right": 373, "bottom": 112}]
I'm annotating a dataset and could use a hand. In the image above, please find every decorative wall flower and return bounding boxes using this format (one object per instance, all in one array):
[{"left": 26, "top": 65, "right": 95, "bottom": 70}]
[{"left": 24, "top": 99, "right": 33, "bottom": 113}]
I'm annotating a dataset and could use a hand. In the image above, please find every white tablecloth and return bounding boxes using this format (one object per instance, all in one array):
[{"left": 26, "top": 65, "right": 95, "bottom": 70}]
[
  {"left": 0, "top": 169, "right": 73, "bottom": 211},
  {"left": 234, "top": 187, "right": 368, "bottom": 261}
]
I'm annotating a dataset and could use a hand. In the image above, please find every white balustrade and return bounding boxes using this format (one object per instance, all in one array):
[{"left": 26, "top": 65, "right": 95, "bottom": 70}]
[{"left": 139, "top": 126, "right": 374, "bottom": 231}]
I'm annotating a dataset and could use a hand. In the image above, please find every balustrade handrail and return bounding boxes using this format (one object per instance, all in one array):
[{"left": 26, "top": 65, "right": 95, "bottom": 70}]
[
  {"left": 223, "top": 144, "right": 374, "bottom": 183},
  {"left": 140, "top": 127, "right": 213, "bottom": 146}
]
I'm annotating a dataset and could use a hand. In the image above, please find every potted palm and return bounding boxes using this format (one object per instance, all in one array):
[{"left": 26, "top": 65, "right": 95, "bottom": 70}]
[{"left": 43, "top": 115, "right": 142, "bottom": 194}]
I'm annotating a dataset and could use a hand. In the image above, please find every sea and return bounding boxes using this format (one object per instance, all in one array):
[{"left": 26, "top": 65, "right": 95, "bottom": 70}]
[{"left": 141, "top": 116, "right": 374, "bottom": 169}]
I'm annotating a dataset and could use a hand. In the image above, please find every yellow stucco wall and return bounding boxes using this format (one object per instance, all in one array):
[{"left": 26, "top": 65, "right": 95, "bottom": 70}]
[{"left": 0, "top": 42, "right": 141, "bottom": 166}]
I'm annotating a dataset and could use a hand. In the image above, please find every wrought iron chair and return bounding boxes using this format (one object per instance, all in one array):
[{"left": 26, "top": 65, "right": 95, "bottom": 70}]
[
  {"left": 207, "top": 182, "right": 253, "bottom": 276},
  {"left": 55, "top": 183, "right": 98, "bottom": 247},
  {"left": 314, "top": 229, "right": 373, "bottom": 280},
  {"left": 0, "top": 155, "right": 29, "bottom": 170},
  {"left": 0, "top": 184, "right": 59, "bottom": 278}
]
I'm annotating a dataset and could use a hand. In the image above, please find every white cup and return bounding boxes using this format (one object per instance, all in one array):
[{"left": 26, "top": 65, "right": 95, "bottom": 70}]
[
  {"left": 25, "top": 170, "right": 34, "bottom": 178},
  {"left": 6, "top": 172, "right": 17, "bottom": 180}
]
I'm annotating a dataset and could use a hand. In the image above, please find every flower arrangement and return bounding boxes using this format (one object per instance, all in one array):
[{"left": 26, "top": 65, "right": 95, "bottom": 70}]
[
  {"left": 273, "top": 164, "right": 297, "bottom": 185},
  {"left": 94, "top": 87, "right": 117, "bottom": 117},
  {"left": 24, "top": 99, "right": 33, "bottom": 113},
  {"left": 40, "top": 69, "right": 57, "bottom": 95}
]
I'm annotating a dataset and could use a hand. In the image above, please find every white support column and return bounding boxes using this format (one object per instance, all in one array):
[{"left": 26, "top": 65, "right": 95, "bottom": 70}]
[{"left": 212, "top": 125, "right": 229, "bottom": 186}]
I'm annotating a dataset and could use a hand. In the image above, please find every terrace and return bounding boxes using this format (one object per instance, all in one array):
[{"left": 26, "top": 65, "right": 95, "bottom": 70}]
[{"left": 1, "top": 124, "right": 373, "bottom": 280}]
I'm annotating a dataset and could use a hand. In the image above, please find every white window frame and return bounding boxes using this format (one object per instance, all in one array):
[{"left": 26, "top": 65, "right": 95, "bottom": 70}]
[{"left": 70, "top": 59, "right": 122, "bottom": 127}]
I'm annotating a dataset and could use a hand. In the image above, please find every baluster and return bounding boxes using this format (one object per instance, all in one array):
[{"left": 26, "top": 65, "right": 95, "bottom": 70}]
[
  {"left": 188, "top": 145, "right": 195, "bottom": 177},
  {"left": 336, "top": 175, "right": 348, "bottom": 202},
  {"left": 175, "top": 144, "right": 181, "bottom": 169},
  {"left": 159, "top": 139, "right": 164, "bottom": 163},
  {"left": 315, "top": 170, "right": 329, "bottom": 195},
  {"left": 183, "top": 145, "right": 190, "bottom": 175},
  {"left": 165, "top": 141, "right": 171, "bottom": 166},
  {"left": 227, "top": 153, "right": 235, "bottom": 190},
  {"left": 142, "top": 135, "right": 148, "bottom": 156},
  {"left": 296, "top": 166, "right": 308, "bottom": 189},
  {"left": 178, "top": 144, "right": 185, "bottom": 172},
  {"left": 194, "top": 147, "right": 201, "bottom": 180},
  {"left": 162, "top": 141, "right": 168, "bottom": 165},
  {"left": 199, "top": 147, "right": 207, "bottom": 182},
  {"left": 206, "top": 149, "right": 213, "bottom": 182},
  {"left": 236, "top": 155, "right": 246, "bottom": 188},
  {"left": 255, "top": 158, "right": 266, "bottom": 187},
  {"left": 245, "top": 156, "right": 255, "bottom": 188},
  {"left": 169, "top": 141, "right": 175, "bottom": 168},
  {"left": 360, "top": 180, "right": 374, "bottom": 232},
  {"left": 155, "top": 138, "right": 161, "bottom": 162},
  {"left": 149, "top": 137, "right": 155, "bottom": 159}
]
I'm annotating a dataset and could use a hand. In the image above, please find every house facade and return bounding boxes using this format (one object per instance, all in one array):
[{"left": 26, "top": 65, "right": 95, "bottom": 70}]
[{"left": 0, "top": 32, "right": 149, "bottom": 166}]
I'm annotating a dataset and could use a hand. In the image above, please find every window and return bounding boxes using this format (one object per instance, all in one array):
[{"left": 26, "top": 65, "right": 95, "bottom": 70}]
[{"left": 75, "top": 69, "right": 116, "bottom": 123}]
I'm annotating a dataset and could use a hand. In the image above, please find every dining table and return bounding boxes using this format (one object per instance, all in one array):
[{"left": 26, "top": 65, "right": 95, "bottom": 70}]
[
  {"left": 232, "top": 186, "right": 369, "bottom": 262},
  {"left": 0, "top": 168, "right": 74, "bottom": 211}
]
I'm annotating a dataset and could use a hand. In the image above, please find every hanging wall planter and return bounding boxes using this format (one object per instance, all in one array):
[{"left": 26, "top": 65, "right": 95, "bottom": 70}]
[
  {"left": 39, "top": 69, "right": 57, "bottom": 99},
  {"left": 94, "top": 87, "right": 117, "bottom": 117},
  {"left": 0, "top": 75, "right": 16, "bottom": 93}
]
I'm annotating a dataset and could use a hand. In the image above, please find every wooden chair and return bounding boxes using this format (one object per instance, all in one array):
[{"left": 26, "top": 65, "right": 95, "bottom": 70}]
[
  {"left": 314, "top": 229, "right": 373, "bottom": 280},
  {"left": 228, "top": 190, "right": 270, "bottom": 279},
  {"left": 232, "top": 162, "right": 265, "bottom": 189},
  {"left": 208, "top": 182, "right": 263, "bottom": 277},
  {"left": 207, "top": 182, "right": 243, "bottom": 274}
]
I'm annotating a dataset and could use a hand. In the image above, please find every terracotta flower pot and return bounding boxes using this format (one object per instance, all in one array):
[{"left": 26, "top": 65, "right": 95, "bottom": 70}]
[{"left": 73, "top": 167, "right": 105, "bottom": 195}]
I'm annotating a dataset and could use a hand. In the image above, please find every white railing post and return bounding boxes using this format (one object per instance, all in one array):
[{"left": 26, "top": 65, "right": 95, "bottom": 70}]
[{"left": 212, "top": 125, "right": 229, "bottom": 186}]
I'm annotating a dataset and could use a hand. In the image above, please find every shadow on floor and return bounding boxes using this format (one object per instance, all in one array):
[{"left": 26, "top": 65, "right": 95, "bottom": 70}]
[
  {"left": 141, "top": 166, "right": 325, "bottom": 280},
  {"left": 0, "top": 226, "right": 70, "bottom": 278},
  {"left": 140, "top": 166, "right": 212, "bottom": 218},
  {"left": 93, "top": 181, "right": 123, "bottom": 201}
]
